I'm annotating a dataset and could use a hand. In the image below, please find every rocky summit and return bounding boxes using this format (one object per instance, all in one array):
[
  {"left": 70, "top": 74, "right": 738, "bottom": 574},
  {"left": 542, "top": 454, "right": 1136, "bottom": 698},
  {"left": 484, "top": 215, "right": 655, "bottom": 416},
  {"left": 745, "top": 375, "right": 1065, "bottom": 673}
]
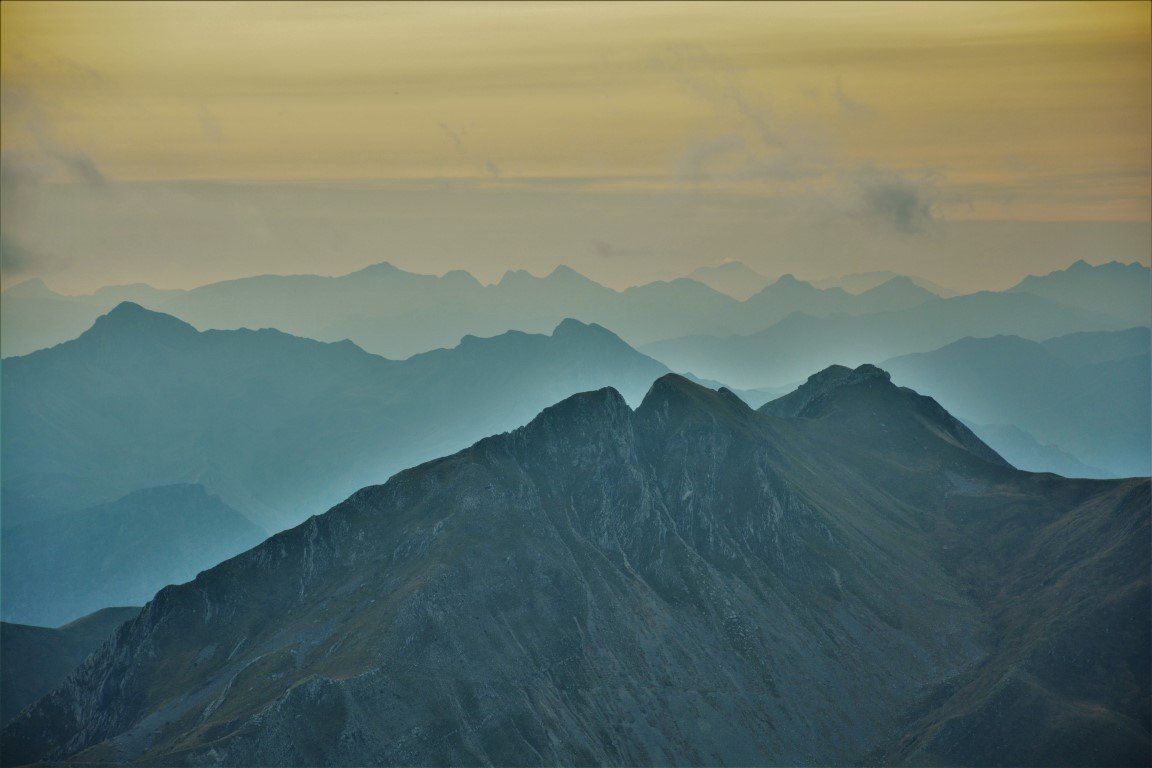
[{"left": 2, "top": 367, "right": 1147, "bottom": 767}]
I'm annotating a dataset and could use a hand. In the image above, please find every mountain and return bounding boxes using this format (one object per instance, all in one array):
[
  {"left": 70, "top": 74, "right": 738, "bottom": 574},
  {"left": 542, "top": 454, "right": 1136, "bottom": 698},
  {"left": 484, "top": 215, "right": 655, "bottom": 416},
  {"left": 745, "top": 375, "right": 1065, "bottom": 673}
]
[
  {"left": 0, "top": 263, "right": 973, "bottom": 361},
  {"left": 1, "top": 485, "right": 267, "bottom": 626},
  {"left": 962, "top": 421, "right": 1110, "bottom": 479},
  {"left": 851, "top": 275, "right": 940, "bottom": 313},
  {"left": 641, "top": 290, "right": 1136, "bottom": 389},
  {"left": 882, "top": 328, "right": 1151, "bottom": 477},
  {"left": 687, "top": 261, "right": 771, "bottom": 300},
  {"left": 811, "top": 270, "right": 958, "bottom": 297},
  {"left": 0, "top": 607, "right": 141, "bottom": 726},
  {"left": 3, "top": 369, "right": 1147, "bottom": 766},
  {"left": 1, "top": 304, "right": 672, "bottom": 533},
  {"left": 1008, "top": 260, "right": 1151, "bottom": 327},
  {"left": 1042, "top": 325, "right": 1152, "bottom": 366}
]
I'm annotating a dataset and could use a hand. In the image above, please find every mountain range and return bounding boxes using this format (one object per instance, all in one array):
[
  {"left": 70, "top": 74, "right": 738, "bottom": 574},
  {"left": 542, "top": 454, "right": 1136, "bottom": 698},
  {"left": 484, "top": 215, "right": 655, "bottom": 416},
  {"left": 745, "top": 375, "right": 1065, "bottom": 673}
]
[
  {"left": 1, "top": 303, "right": 671, "bottom": 538},
  {"left": 1, "top": 262, "right": 937, "bottom": 361},
  {"left": 642, "top": 282, "right": 1143, "bottom": 388},
  {"left": 2, "top": 367, "right": 1146, "bottom": 766},
  {"left": 2, "top": 260, "right": 979, "bottom": 360},
  {"left": 810, "top": 269, "right": 958, "bottom": 297}
]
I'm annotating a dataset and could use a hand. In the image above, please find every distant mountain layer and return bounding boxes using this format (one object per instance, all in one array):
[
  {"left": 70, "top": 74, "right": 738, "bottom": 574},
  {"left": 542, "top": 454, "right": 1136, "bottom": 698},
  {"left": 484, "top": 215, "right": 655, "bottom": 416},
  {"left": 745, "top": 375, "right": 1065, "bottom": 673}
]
[
  {"left": 1, "top": 485, "right": 266, "bottom": 626},
  {"left": 811, "top": 270, "right": 957, "bottom": 297},
  {"left": 3, "top": 369, "right": 1146, "bottom": 766},
  {"left": 963, "top": 421, "right": 1110, "bottom": 479},
  {"left": 1008, "top": 259, "right": 1151, "bottom": 327},
  {"left": 687, "top": 261, "right": 771, "bottom": 299},
  {"left": 883, "top": 328, "right": 1151, "bottom": 478},
  {"left": 1, "top": 304, "right": 671, "bottom": 535},
  {"left": 0, "top": 606, "right": 140, "bottom": 726},
  {"left": 641, "top": 289, "right": 1137, "bottom": 389},
  {"left": 4, "top": 262, "right": 943, "bottom": 359}
]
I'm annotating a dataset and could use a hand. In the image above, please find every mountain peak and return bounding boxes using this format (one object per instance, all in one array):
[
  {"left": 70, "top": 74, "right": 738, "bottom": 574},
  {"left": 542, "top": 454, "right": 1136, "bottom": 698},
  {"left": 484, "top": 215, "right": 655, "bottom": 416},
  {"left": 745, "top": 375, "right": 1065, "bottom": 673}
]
[
  {"left": 637, "top": 373, "right": 756, "bottom": 427},
  {"left": 82, "top": 302, "right": 199, "bottom": 342},
  {"left": 550, "top": 318, "right": 628, "bottom": 346},
  {"left": 519, "top": 385, "right": 632, "bottom": 445},
  {"left": 760, "top": 364, "right": 892, "bottom": 418},
  {"left": 546, "top": 264, "right": 583, "bottom": 280},
  {"left": 349, "top": 261, "right": 406, "bottom": 277},
  {"left": 3, "top": 277, "right": 53, "bottom": 297}
]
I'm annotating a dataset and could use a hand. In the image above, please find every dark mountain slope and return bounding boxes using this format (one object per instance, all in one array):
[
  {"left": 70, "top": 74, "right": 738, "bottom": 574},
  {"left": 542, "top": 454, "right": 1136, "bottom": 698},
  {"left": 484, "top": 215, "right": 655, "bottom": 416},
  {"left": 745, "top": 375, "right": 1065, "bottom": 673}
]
[
  {"left": 0, "top": 608, "right": 141, "bottom": 727},
  {"left": 1, "top": 485, "right": 266, "bottom": 626},
  {"left": 4, "top": 369, "right": 1146, "bottom": 766},
  {"left": 1, "top": 304, "right": 670, "bottom": 534}
]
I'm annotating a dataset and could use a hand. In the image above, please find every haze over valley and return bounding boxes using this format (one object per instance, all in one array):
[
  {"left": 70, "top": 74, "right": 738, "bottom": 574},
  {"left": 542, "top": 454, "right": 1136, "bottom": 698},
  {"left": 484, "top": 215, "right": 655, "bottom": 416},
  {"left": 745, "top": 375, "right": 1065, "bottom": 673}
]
[{"left": 1, "top": 2, "right": 1148, "bottom": 767}]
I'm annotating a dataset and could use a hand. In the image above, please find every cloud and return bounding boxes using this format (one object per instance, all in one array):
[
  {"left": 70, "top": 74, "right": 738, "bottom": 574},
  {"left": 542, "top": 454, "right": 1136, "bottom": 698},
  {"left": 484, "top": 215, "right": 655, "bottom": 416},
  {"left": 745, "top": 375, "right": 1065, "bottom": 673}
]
[
  {"left": 855, "top": 168, "right": 934, "bottom": 234},
  {"left": 0, "top": 83, "right": 109, "bottom": 186},
  {"left": 678, "top": 135, "right": 745, "bottom": 182},
  {"left": 0, "top": 234, "right": 37, "bottom": 274},
  {"left": 0, "top": 232, "right": 67, "bottom": 282},
  {"left": 654, "top": 46, "right": 785, "bottom": 149},
  {"left": 591, "top": 239, "right": 651, "bottom": 261}
]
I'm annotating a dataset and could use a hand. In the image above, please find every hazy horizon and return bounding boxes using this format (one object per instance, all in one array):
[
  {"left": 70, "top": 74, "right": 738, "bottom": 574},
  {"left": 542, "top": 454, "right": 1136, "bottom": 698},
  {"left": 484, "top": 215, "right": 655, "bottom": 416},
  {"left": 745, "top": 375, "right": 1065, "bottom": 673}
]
[{"left": 3, "top": 2, "right": 1149, "bottom": 294}]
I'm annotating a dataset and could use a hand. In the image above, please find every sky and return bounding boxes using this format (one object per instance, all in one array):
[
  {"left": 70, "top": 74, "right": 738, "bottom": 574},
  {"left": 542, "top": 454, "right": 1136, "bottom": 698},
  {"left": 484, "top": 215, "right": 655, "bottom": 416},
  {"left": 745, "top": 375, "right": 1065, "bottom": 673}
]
[{"left": 1, "top": 1, "right": 1149, "bottom": 292}]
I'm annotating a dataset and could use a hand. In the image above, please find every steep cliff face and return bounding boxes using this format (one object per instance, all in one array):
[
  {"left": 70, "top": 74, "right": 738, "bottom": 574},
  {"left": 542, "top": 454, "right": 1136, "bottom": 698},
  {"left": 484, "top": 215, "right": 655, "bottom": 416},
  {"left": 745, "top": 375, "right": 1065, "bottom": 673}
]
[{"left": 3, "top": 370, "right": 1147, "bottom": 767}]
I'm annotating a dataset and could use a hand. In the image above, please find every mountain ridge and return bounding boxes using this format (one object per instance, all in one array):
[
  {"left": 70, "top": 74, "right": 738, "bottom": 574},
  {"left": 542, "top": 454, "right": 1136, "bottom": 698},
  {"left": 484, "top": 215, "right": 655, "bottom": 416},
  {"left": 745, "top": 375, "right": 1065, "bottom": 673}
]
[{"left": 8, "top": 366, "right": 1143, "bottom": 766}]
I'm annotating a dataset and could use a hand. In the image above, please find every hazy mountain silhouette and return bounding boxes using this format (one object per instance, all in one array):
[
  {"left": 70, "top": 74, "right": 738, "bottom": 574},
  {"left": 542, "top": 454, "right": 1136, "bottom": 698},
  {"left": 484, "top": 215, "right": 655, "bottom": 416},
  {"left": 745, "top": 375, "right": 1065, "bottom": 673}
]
[
  {"left": 883, "top": 328, "right": 1151, "bottom": 477},
  {"left": 642, "top": 289, "right": 1136, "bottom": 388},
  {"left": 811, "top": 270, "right": 958, "bottom": 297},
  {"left": 687, "top": 261, "right": 771, "bottom": 299},
  {"left": 4, "top": 262, "right": 975, "bottom": 360},
  {"left": 1008, "top": 260, "right": 1151, "bottom": 327},
  {"left": 1, "top": 303, "right": 672, "bottom": 534},
  {"left": 0, "top": 607, "right": 141, "bottom": 726},
  {"left": 1, "top": 485, "right": 266, "bottom": 626},
  {"left": 961, "top": 420, "right": 1110, "bottom": 479},
  {"left": 3, "top": 369, "right": 1145, "bottom": 766}
]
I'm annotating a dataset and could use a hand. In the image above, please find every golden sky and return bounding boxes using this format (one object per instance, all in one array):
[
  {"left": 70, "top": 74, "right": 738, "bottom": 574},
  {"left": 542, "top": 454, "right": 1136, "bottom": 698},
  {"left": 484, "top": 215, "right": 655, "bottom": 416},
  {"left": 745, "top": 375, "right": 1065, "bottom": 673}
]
[{"left": 2, "top": 1, "right": 1149, "bottom": 222}]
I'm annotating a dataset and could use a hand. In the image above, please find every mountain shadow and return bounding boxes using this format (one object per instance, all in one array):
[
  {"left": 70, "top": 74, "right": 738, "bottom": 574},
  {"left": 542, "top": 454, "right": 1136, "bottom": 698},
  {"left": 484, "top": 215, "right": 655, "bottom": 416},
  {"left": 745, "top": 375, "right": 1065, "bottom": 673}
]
[{"left": 0, "top": 607, "right": 141, "bottom": 727}]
